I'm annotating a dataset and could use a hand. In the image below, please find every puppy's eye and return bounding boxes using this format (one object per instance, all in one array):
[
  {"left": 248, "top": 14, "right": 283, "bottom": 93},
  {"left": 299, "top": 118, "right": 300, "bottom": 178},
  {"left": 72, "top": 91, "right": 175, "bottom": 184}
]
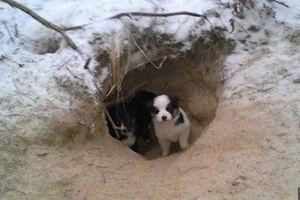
[
  {"left": 166, "top": 105, "right": 173, "bottom": 112},
  {"left": 150, "top": 106, "right": 159, "bottom": 115}
]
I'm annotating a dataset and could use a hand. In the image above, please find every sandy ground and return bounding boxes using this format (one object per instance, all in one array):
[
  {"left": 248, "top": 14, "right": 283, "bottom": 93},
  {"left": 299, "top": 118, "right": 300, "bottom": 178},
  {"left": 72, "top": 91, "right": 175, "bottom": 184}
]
[{"left": 2, "top": 92, "right": 300, "bottom": 200}]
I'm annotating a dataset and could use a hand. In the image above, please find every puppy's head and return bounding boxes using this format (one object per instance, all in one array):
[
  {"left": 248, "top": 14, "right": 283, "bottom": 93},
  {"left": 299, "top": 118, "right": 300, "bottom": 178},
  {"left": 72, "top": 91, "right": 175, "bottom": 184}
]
[
  {"left": 116, "top": 122, "right": 134, "bottom": 138},
  {"left": 148, "top": 94, "right": 180, "bottom": 123},
  {"left": 132, "top": 90, "right": 155, "bottom": 106}
]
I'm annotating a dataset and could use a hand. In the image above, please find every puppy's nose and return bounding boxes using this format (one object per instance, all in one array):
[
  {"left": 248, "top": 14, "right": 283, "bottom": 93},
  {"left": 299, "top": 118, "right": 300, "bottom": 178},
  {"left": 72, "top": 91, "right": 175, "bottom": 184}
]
[{"left": 162, "top": 116, "right": 167, "bottom": 121}]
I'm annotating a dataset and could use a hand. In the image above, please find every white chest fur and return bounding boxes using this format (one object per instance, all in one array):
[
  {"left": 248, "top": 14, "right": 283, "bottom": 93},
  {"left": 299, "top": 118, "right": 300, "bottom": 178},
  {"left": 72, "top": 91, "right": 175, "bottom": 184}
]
[
  {"left": 153, "top": 108, "right": 191, "bottom": 156},
  {"left": 121, "top": 131, "right": 136, "bottom": 147},
  {"left": 154, "top": 118, "right": 189, "bottom": 141}
]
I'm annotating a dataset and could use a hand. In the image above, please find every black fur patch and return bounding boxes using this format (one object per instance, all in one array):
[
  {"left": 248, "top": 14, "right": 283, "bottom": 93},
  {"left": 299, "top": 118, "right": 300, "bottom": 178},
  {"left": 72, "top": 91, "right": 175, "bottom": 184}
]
[
  {"left": 131, "top": 90, "right": 155, "bottom": 141},
  {"left": 168, "top": 96, "right": 180, "bottom": 118},
  {"left": 175, "top": 112, "right": 184, "bottom": 125}
]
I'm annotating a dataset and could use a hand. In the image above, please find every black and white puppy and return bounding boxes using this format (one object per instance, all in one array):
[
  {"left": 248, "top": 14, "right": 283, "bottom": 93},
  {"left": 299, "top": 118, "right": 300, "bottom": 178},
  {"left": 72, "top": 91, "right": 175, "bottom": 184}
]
[
  {"left": 106, "top": 103, "right": 137, "bottom": 150},
  {"left": 148, "top": 94, "right": 190, "bottom": 157}
]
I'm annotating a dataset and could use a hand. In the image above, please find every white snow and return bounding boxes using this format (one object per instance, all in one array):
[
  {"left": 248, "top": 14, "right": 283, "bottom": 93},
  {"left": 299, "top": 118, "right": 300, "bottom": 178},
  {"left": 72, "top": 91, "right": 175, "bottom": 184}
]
[{"left": 0, "top": 0, "right": 300, "bottom": 140}]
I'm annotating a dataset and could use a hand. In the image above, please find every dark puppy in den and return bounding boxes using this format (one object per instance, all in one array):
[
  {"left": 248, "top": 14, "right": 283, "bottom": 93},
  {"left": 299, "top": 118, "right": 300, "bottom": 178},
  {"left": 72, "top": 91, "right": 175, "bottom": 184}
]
[
  {"left": 106, "top": 90, "right": 155, "bottom": 152},
  {"left": 130, "top": 90, "right": 155, "bottom": 142},
  {"left": 148, "top": 94, "right": 191, "bottom": 157},
  {"left": 106, "top": 103, "right": 137, "bottom": 150}
]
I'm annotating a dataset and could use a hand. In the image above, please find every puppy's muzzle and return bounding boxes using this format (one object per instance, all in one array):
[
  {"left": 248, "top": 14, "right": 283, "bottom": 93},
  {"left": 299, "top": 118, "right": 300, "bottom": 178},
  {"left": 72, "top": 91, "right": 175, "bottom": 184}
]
[{"left": 161, "top": 116, "right": 168, "bottom": 121}]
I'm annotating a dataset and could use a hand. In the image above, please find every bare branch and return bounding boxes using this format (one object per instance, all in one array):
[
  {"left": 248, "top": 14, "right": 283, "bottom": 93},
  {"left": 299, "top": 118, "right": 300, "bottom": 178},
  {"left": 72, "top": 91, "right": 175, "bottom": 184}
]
[
  {"left": 2, "top": 21, "right": 15, "bottom": 42},
  {"left": 229, "top": 18, "right": 235, "bottom": 33},
  {"left": 83, "top": 57, "right": 92, "bottom": 69},
  {"left": 268, "top": 0, "right": 289, "bottom": 8},
  {"left": 1, "top": 0, "right": 82, "bottom": 54},
  {"left": 93, "top": 81, "right": 122, "bottom": 138},
  {"left": 104, "top": 79, "right": 152, "bottom": 107},
  {"left": 109, "top": 11, "right": 214, "bottom": 30},
  {"left": 62, "top": 25, "right": 85, "bottom": 31},
  {"left": 14, "top": 23, "right": 19, "bottom": 37},
  {"left": 109, "top": 11, "right": 209, "bottom": 20},
  {"left": 129, "top": 34, "right": 161, "bottom": 69}
]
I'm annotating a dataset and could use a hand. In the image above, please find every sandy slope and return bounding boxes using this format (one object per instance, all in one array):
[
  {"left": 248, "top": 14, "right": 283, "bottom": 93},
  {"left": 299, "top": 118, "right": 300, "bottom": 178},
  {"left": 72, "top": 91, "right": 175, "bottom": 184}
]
[{"left": 2, "top": 91, "right": 299, "bottom": 200}]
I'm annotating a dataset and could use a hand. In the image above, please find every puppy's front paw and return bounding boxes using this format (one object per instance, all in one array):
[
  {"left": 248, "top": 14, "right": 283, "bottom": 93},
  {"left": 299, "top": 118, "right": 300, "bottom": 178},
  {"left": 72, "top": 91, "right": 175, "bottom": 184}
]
[
  {"left": 181, "top": 144, "right": 190, "bottom": 151},
  {"left": 162, "top": 152, "right": 169, "bottom": 157}
]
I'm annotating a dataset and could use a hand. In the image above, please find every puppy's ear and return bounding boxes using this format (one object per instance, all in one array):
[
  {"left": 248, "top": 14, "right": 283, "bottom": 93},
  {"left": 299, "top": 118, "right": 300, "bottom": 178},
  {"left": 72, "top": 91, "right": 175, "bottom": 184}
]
[
  {"left": 147, "top": 99, "right": 159, "bottom": 114},
  {"left": 170, "top": 96, "right": 180, "bottom": 103},
  {"left": 146, "top": 99, "right": 153, "bottom": 109}
]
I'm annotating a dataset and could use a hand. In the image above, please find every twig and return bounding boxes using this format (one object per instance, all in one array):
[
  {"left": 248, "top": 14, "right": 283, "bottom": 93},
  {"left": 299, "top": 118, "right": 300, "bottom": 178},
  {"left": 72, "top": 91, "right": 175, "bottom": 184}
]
[
  {"left": 66, "top": 66, "right": 83, "bottom": 81},
  {"left": 1, "top": 0, "right": 82, "bottom": 54},
  {"left": 93, "top": 81, "right": 122, "bottom": 138},
  {"left": 109, "top": 11, "right": 208, "bottom": 20},
  {"left": 83, "top": 57, "right": 92, "bottom": 69},
  {"left": 2, "top": 21, "right": 15, "bottom": 42},
  {"left": 104, "top": 79, "right": 152, "bottom": 107},
  {"left": 111, "top": 11, "right": 214, "bottom": 29},
  {"left": 14, "top": 23, "right": 19, "bottom": 37},
  {"left": 217, "top": 0, "right": 224, "bottom": 5},
  {"left": 157, "top": 56, "right": 167, "bottom": 69},
  {"left": 268, "top": 0, "right": 289, "bottom": 8},
  {"left": 116, "top": 162, "right": 131, "bottom": 170},
  {"left": 129, "top": 34, "right": 160, "bottom": 69},
  {"left": 104, "top": 85, "right": 117, "bottom": 100},
  {"left": 232, "top": 17, "right": 250, "bottom": 35},
  {"left": 247, "top": 86, "right": 274, "bottom": 95},
  {"left": 217, "top": 0, "right": 231, "bottom": 8},
  {"left": 14, "top": 84, "right": 38, "bottom": 103},
  {"left": 57, "top": 60, "right": 69, "bottom": 70},
  {"left": 229, "top": 18, "right": 235, "bottom": 33},
  {"left": 120, "top": 44, "right": 132, "bottom": 84},
  {"left": 0, "top": 55, "right": 24, "bottom": 67},
  {"left": 62, "top": 25, "right": 85, "bottom": 31}
]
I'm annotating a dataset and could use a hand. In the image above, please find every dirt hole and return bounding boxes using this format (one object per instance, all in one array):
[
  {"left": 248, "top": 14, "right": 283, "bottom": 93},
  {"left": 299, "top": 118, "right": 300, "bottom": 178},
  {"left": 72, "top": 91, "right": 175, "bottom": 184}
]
[
  {"left": 21, "top": 33, "right": 62, "bottom": 55},
  {"left": 103, "top": 37, "right": 234, "bottom": 160}
]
